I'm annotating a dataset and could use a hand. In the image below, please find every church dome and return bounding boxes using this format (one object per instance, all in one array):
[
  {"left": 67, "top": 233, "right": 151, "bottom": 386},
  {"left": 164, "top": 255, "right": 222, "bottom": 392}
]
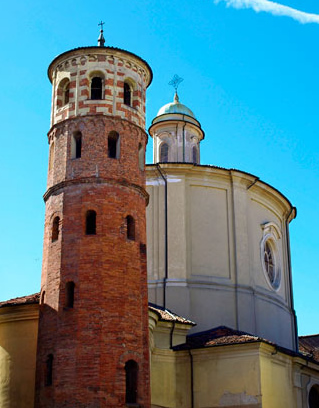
[{"left": 156, "top": 92, "right": 196, "bottom": 119}]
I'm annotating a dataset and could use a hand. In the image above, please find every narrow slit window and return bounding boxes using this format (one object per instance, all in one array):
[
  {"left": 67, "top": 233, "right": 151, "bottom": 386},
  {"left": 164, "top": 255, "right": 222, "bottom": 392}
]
[
  {"left": 86, "top": 210, "right": 96, "bottom": 235},
  {"left": 45, "top": 354, "right": 53, "bottom": 386},
  {"left": 65, "top": 281, "right": 75, "bottom": 308},
  {"left": 126, "top": 216, "right": 135, "bottom": 241},
  {"left": 71, "top": 132, "right": 82, "bottom": 159},
  {"left": 124, "top": 82, "right": 131, "bottom": 106},
  {"left": 160, "top": 142, "right": 169, "bottom": 162},
  {"left": 52, "top": 216, "right": 60, "bottom": 242},
  {"left": 91, "top": 77, "right": 103, "bottom": 100},
  {"left": 108, "top": 131, "right": 119, "bottom": 159},
  {"left": 125, "top": 360, "right": 138, "bottom": 404},
  {"left": 192, "top": 146, "right": 198, "bottom": 164},
  {"left": 138, "top": 143, "right": 144, "bottom": 171}
]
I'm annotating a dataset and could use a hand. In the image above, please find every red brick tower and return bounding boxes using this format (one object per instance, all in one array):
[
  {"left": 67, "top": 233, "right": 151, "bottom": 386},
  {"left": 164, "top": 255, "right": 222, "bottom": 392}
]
[{"left": 35, "top": 30, "right": 152, "bottom": 408}]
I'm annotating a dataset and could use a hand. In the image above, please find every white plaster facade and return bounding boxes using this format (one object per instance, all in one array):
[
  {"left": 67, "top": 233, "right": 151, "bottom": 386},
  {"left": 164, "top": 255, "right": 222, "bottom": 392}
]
[{"left": 146, "top": 94, "right": 297, "bottom": 350}]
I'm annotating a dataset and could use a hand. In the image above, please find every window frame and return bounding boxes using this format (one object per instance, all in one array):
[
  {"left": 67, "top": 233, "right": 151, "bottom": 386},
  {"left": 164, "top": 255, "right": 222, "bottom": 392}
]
[
  {"left": 160, "top": 142, "right": 169, "bottom": 163},
  {"left": 124, "top": 82, "right": 132, "bottom": 106},
  {"left": 125, "top": 360, "right": 138, "bottom": 404},
  {"left": 108, "top": 131, "right": 120, "bottom": 159},
  {"left": 126, "top": 216, "right": 136, "bottom": 241},
  {"left": 192, "top": 145, "right": 198, "bottom": 164},
  {"left": 90, "top": 76, "right": 103, "bottom": 100},
  {"left": 260, "top": 222, "right": 281, "bottom": 291},
  {"left": 65, "top": 281, "right": 75, "bottom": 309},
  {"left": 51, "top": 216, "right": 60, "bottom": 242},
  {"left": 85, "top": 210, "right": 97, "bottom": 235},
  {"left": 57, "top": 78, "right": 70, "bottom": 108},
  {"left": 71, "top": 131, "right": 82, "bottom": 159},
  {"left": 45, "top": 354, "right": 54, "bottom": 387}
]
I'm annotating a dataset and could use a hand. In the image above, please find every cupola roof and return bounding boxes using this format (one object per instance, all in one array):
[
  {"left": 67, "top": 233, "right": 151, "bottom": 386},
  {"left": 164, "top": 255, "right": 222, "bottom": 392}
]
[{"left": 156, "top": 92, "right": 196, "bottom": 119}]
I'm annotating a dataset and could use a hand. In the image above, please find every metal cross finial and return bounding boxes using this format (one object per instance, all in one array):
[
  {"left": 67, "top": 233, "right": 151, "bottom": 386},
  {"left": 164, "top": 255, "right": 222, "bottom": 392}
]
[
  {"left": 168, "top": 74, "right": 184, "bottom": 91},
  {"left": 98, "top": 21, "right": 105, "bottom": 31},
  {"left": 98, "top": 21, "right": 106, "bottom": 47}
]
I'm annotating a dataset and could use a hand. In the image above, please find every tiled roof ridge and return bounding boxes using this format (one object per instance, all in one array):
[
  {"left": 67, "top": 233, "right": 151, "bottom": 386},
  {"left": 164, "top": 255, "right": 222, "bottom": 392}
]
[
  {"left": 0, "top": 292, "right": 40, "bottom": 308},
  {"left": 187, "top": 325, "right": 260, "bottom": 340},
  {"left": 0, "top": 296, "right": 195, "bottom": 326},
  {"left": 148, "top": 302, "right": 195, "bottom": 325},
  {"left": 299, "top": 334, "right": 319, "bottom": 339}
]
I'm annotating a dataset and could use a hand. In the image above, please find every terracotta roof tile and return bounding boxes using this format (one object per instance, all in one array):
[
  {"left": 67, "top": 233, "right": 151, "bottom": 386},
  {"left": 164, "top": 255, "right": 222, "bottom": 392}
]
[
  {"left": 148, "top": 303, "right": 195, "bottom": 325},
  {"left": 0, "top": 296, "right": 195, "bottom": 327},
  {"left": 299, "top": 334, "right": 319, "bottom": 362},
  {"left": 0, "top": 293, "right": 40, "bottom": 308},
  {"left": 173, "top": 326, "right": 261, "bottom": 350}
]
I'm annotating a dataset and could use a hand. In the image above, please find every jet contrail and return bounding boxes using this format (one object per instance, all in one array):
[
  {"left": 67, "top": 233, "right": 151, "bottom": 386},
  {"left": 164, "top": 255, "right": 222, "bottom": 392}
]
[{"left": 215, "top": 0, "right": 319, "bottom": 24}]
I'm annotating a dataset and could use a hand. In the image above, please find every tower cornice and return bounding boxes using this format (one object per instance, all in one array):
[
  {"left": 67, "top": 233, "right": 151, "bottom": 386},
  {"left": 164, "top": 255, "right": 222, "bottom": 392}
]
[
  {"left": 43, "top": 176, "right": 149, "bottom": 204},
  {"left": 48, "top": 46, "right": 153, "bottom": 87},
  {"left": 47, "top": 114, "right": 149, "bottom": 143}
]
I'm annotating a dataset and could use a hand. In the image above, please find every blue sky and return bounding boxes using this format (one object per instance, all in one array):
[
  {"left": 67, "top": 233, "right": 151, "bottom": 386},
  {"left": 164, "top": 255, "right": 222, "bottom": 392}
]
[{"left": 0, "top": 0, "right": 318, "bottom": 336}]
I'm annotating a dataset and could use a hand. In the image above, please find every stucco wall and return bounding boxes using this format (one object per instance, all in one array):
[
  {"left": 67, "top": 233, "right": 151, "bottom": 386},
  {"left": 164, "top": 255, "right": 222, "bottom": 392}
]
[
  {"left": 259, "top": 345, "right": 297, "bottom": 408},
  {"left": 191, "top": 345, "right": 262, "bottom": 408},
  {"left": 0, "top": 305, "right": 38, "bottom": 408},
  {"left": 146, "top": 164, "right": 296, "bottom": 349}
]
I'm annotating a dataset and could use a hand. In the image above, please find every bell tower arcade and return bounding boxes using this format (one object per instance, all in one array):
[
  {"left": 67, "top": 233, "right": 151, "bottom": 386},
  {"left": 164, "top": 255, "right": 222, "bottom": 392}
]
[{"left": 35, "top": 30, "right": 152, "bottom": 408}]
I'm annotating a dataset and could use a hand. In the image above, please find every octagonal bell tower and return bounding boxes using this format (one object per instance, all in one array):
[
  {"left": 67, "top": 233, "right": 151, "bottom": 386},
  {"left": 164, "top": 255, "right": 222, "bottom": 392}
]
[{"left": 35, "top": 29, "right": 152, "bottom": 408}]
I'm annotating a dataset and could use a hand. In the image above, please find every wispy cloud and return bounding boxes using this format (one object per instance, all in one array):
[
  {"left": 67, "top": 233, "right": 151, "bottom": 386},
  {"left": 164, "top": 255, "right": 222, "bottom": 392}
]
[{"left": 215, "top": 0, "right": 319, "bottom": 24}]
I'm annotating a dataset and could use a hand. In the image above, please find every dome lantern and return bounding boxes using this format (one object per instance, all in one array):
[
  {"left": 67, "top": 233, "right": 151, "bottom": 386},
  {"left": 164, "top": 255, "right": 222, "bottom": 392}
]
[{"left": 149, "top": 89, "right": 204, "bottom": 164}]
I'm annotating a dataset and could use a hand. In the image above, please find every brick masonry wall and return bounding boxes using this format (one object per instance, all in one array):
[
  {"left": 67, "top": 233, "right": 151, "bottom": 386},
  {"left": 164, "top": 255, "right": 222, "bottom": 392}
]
[
  {"left": 46, "top": 116, "right": 147, "bottom": 190},
  {"left": 36, "top": 47, "right": 151, "bottom": 408},
  {"left": 36, "top": 183, "right": 150, "bottom": 408}
]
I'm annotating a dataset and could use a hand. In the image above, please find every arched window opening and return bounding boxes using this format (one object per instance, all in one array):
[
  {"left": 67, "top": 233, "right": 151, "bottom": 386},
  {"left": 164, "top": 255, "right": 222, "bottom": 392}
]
[
  {"left": 41, "top": 291, "right": 45, "bottom": 305},
  {"left": 65, "top": 281, "right": 75, "bottom": 308},
  {"left": 71, "top": 132, "right": 82, "bottom": 159},
  {"left": 86, "top": 210, "right": 96, "bottom": 235},
  {"left": 124, "top": 82, "right": 132, "bottom": 106},
  {"left": 57, "top": 78, "right": 70, "bottom": 108},
  {"left": 126, "top": 216, "right": 135, "bottom": 241},
  {"left": 138, "top": 143, "right": 144, "bottom": 171},
  {"left": 52, "top": 216, "right": 60, "bottom": 242},
  {"left": 91, "top": 76, "right": 103, "bottom": 100},
  {"left": 160, "top": 142, "right": 169, "bottom": 163},
  {"left": 125, "top": 360, "right": 138, "bottom": 404},
  {"left": 192, "top": 146, "right": 198, "bottom": 164},
  {"left": 45, "top": 354, "right": 53, "bottom": 386},
  {"left": 309, "top": 385, "right": 319, "bottom": 408},
  {"left": 108, "top": 131, "right": 120, "bottom": 159},
  {"left": 63, "top": 81, "right": 70, "bottom": 105}
]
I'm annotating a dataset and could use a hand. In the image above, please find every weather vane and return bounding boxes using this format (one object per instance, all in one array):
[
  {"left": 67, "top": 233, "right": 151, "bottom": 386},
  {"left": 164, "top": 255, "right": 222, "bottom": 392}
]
[{"left": 168, "top": 74, "right": 184, "bottom": 92}]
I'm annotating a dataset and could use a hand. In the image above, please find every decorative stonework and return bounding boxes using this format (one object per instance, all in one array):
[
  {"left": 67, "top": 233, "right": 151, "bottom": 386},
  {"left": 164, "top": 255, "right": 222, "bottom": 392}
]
[
  {"left": 260, "top": 222, "right": 282, "bottom": 290},
  {"left": 49, "top": 48, "right": 152, "bottom": 129}
]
